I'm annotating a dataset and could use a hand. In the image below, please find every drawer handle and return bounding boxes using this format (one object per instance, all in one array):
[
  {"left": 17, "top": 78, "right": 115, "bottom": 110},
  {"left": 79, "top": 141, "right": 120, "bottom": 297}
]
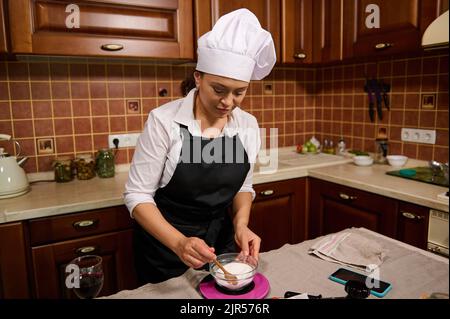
[
  {"left": 374, "top": 43, "right": 393, "bottom": 50},
  {"left": 101, "top": 44, "right": 124, "bottom": 51},
  {"left": 339, "top": 192, "right": 357, "bottom": 201},
  {"left": 401, "top": 211, "right": 424, "bottom": 220},
  {"left": 73, "top": 219, "right": 98, "bottom": 229},
  {"left": 75, "top": 246, "right": 98, "bottom": 255},
  {"left": 260, "top": 190, "right": 274, "bottom": 196},
  {"left": 293, "top": 53, "right": 307, "bottom": 59}
]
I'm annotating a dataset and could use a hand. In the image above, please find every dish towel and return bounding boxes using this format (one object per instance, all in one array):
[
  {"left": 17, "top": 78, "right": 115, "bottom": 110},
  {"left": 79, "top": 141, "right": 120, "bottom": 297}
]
[{"left": 308, "top": 229, "right": 388, "bottom": 272}]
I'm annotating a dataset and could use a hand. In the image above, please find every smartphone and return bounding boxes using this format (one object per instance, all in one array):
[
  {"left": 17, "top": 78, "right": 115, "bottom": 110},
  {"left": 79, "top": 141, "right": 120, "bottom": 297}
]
[{"left": 329, "top": 268, "right": 392, "bottom": 298}]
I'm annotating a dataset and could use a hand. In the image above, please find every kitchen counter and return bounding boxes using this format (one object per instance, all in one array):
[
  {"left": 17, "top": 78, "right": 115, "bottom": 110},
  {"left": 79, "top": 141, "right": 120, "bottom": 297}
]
[
  {"left": 102, "top": 228, "right": 449, "bottom": 299},
  {"left": 0, "top": 147, "right": 448, "bottom": 223}
]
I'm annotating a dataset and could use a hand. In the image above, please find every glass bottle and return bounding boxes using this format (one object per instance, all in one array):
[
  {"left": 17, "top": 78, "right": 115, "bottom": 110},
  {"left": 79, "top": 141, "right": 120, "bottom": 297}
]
[
  {"left": 95, "top": 148, "right": 115, "bottom": 178},
  {"left": 54, "top": 156, "right": 74, "bottom": 183},
  {"left": 75, "top": 154, "right": 96, "bottom": 180}
]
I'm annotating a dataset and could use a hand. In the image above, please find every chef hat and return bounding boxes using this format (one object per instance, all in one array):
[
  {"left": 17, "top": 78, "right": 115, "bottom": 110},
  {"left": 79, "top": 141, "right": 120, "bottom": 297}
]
[{"left": 196, "top": 8, "right": 276, "bottom": 82}]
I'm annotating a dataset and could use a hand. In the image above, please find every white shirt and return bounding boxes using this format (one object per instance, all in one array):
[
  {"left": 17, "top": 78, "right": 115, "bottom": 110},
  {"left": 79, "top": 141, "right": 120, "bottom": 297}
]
[{"left": 123, "top": 89, "right": 261, "bottom": 216}]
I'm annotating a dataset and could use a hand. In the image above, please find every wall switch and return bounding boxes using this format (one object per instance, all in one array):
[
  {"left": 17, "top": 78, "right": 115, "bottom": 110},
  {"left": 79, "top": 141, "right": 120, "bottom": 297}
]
[
  {"left": 108, "top": 133, "right": 140, "bottom": 148},
  {"left": 401, "top": 128, "right": 436, "bottom": 144}
]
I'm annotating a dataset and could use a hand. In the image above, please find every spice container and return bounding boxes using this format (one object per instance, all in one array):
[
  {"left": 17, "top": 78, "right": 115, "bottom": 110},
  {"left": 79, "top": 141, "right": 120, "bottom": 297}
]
[
  {"left": 75, "top": 154, "right": 96, "bottom": 180},
  {"left": 95, "top": 148, "right": 115, "bottom": 178},
  {"left": 53, "top": 156, "right": 74, "bottom": 183}
]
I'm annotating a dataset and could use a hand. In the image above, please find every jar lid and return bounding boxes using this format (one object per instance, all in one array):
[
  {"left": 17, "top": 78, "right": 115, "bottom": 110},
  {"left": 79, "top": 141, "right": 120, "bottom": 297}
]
[
  {"left": 76, "top": 153, "right": 93, "bottom": 160},
  {"left": 54, "top": 156, "right": 72, "bottom": 165}
]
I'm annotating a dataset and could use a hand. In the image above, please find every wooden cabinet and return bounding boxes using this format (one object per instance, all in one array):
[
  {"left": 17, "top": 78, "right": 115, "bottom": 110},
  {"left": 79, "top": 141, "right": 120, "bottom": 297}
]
[
  {"left": 397, "top": 201, "right": 429, "bottom": 250},
  {"left": 194, "top": 0, "right": 281, "bottom": 62},
  {"left": 0, "top": 0, "right": 7, "bottom": 54},
  {"left": 249, "top": 178, "right": 306, "bottom": 252},
  {"left": 8, "top": 0, "right": 194, "bottom": 59},
  {"left": 0, "top": 222, "right": 30, "bottom": 298},
  {"left": 342, "top": 0, "right": 442, "bottom": 59},
  {"left": 308, "top": 178, "right": 398, "bottom": 239},
  {"left": 28, "top": 206, "right": 136, "bottom": 299}
]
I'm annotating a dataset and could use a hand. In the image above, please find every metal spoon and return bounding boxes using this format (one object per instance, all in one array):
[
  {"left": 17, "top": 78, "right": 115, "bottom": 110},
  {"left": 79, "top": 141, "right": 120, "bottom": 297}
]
[{"left": 213, "top": 259, "right": 238, "bottom": 285}]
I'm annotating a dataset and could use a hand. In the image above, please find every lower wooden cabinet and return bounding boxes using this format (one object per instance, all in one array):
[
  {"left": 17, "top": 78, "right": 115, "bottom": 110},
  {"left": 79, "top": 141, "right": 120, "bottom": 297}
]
[
  {"left": 249, "top": 178, "right": 306, "bottom": 252},
  {"left": 397, "top": 201, "right": 429, "bottom": 250}
]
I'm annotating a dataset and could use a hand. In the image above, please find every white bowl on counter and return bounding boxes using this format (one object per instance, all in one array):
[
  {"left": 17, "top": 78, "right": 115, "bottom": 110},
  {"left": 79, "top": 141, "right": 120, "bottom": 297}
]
[
  {"left": 353, "top": 155, "right": 374, "bottom": 166},
  {"left": 386, "top": 155, "right": 408, "bottom": 167}
]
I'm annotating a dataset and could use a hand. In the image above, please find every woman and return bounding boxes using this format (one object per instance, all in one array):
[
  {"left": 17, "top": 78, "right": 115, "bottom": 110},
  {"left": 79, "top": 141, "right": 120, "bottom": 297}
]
[{"left": 124, "top": 8, "right": 276, "bottom": 284}]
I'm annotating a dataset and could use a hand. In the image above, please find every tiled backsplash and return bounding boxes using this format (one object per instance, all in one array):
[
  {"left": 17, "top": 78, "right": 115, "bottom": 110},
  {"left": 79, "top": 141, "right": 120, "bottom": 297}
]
[{"left": 0, "top": 53, "right": 448, "bottom": 173}]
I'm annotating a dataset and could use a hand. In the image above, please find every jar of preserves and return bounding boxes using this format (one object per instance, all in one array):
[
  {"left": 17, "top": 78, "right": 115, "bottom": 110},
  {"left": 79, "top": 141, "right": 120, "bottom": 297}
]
[
  {"left": 53, "top": 156, "right": 74, "bottom": 183},
  {"left": 75, "top": 153, "right": 96, "bottom": 180},
  {"left": 95, "top": 148, "right": 115, "bottom": 178}
]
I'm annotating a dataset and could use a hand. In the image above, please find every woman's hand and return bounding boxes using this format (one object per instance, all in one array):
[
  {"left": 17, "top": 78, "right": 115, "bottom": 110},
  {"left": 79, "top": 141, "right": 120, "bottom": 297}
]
[
  {"left": 174, "top": 237, "right": 216, "bottom": 269},
  {"left": 234, "top": 224, "right": 261, "bottom": 260}
]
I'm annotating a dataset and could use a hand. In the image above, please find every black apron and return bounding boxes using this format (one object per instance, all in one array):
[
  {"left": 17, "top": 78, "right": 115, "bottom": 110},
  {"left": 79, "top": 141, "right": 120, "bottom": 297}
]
[{"left": 133, "top": 124, "right": 250, "bottom": 284}]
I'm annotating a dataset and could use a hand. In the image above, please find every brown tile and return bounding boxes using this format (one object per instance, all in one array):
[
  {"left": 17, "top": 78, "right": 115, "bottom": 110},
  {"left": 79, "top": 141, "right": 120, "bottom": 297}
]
[
  {"left": 55, "top": 136, "right": 74, "bottom": 153},
  {"left": 438, "top": 75, "right": 448, "bottom": 92},
  {"left": 421, "top": 75, "right": 437, "bottom": 92},
  {"left": 72, "top": 100, "right": 91, "bottom": 117},
  {"left": 34, "top": 119, "right": 54, "bottom": 136},
  {"left": 142, "top": 98, "right": 156, "bottom": 114},
  {"left": 391, "top": 77, "right": 405, "bottom": 93},
  {"left": 437, "top": 93, "right": 448, "bottom": 110},
  {"left": 323, "top": 107, "right": 332, "bottom": 121},
  {"left": 417, "top": 145, "right": 433, "bottom": 161},
  {"left": 392, "top": 60, "right": 406, "bottom": 76},
  {"left": 305, "top": 70, "right": 315, "bottom": 81},
  {"left": 342, "top": 81, "right": 354, "bottom": 94},
  {"left": 419, "top": 111, "right": 436, "bottom": 128},
  {"left": 390, "top": 94, "right": 404, "bottom": 109},
  {"left": 389, "top": 141, "right": 402, "bottom": 155},
  {"left": 0, "top": 121, "right": 12, "bottom": 136},
  {"left": 295, "top": 122, "right": 304, "bottom": 133},
  {"left": 140, "top": 65, "right": 156, "bottom": 81},
  {"left": 251, "top": 110, "right": 262, "bottom": 123},
  {"left": 433, "top": 147, "right": 448, "bottom": 163},
  {"left": 127, "top": 116, "right": 142, "bottom": 132},
  {"left": 353, "top": 95, "right": 365, "bottom": 108},
  {"left": 108, "top": 82, "right": 124, "bottom": 98},
  {"left": 8, "top": 62, "right": 28, "bottom": 81},
  {"left": 53, "top": 100, "right": 72, "bottom": 117},
  {"left": 252, "top": 97, "right": 263, "bottom": 109},
  {"left": 9, "top": 82, "right": 30, "bottom": 100},
  {"left": 404, "top": 111, "right": 419, "bottom": 126},
  {"left": 274, "top": 109, "right": 284, "bottom": 122},
  {"left": 436, "top": 129, "right": 449, "bottom": 146},
  {"left": 240, "top": 98, "right": 250, "bottom": 110},
  {"left": 124, "top": 82, "right": 140, "bottom": 98},
  {"left": 436, "top": 111, "right": 449, "bottom": 129},
  {"left": 407, "top": 59, "right": 422, "bottom": 75},
  {"left": 274, "top": 96, "right": 284, "bottom": 109},
  {"left": 115, "top": 149, "right": 128, "bottom": 164},
  {"left": 157, "top": 82, "right": 172, "bottom": 98},
  {"left": 13, "top": 120, "right": 33, "bottom": 138},
  {"left": 17, "top": 138, "right": 35, "bottom": 157},
  {"left": 29, "top": 63, "right": 49, "bottom": 81},
  {"left": 172, "top": 67, "right": 186, "bottom": 82},
  {"left": 70, "top": 63, "right": 88, "bottom": 79},
  {"left": 141, "top": 82, "right": 157, "bottom": 99},
  {"left": 0, "top": 82, "right": 9, "bottom": 100},
  {"left": 379, "top": 61, "right": 392, "bottom": 77},
  {"left": 305, "top": 95, "right": 314, "bottom": 107},
  {"left": 50, "top": 63, "right": 69, "bottom": 80},
  {"left": 296, "top": 69, "right": 305, "bottom": 82},
  {"left": 285, "top": 82, "right": 294, "bottom": 95},
  {"left": 156, "top": 65, "right": 171, "bottom": 81},
  {"left": 354, "top": 64, "right": 365, "bottom": 79},
  {"left": 285, "top": 69, "right": 296, "bottom": 81},
  {"left": 406, "top": 76, "right": 421, "bottom": 92},
  {"left": 91, "top": 100, "right": 108, "bottom": 116},
  {"left": 37, "top": 155, "right": 55, "bottom": 172},
  {"left": 343, "top": 122, "right": 352, "bottom": 135},
  {"left": 439, "top": 56, "right": 448, "bottom": 74},
  {"left": 422, "top": 57, "right": 439, "bottom": 75},
  {"left": 364, "top": 124, "right": 375, "bottom": 138},
  {"left": 11, "top": 101, "right": 32, "bottom": 119},
  {"left": 92, "top": 117, "right": 109, "bottom": 133},
  {"left": 343, "top": 65, "right": 354, "bottom": 79},
  {"left": 70, "top": 82, "right": 89, "bottom": 99},
  {"left": 405, "top": 94, "right": 420, "bottom": 109},
  {"left": 171, "top": 82, "right": 183, "bottom": 98},
  {"left": 54, "top": 118, "right": 73, "bottom": 135},
  {"left": 403, "top": 143, "right": 418, "bottom": 158},
  {"left": 389, "top": 126, "right": 402, "bottom": 141},
  {"left": 333, "top": 81, "right": 343, "bottom": 94},
  {"left": 73, "top": 118, "right": 92, "bottom": 134},
  {"left": 109, "top": 100, "right": 125, "bottom": 115},
  {"left": 366, "top": 63, "right": 377, "bottom": 77},
  {"left": 0, "top": 102, "right": 11, "bottom": 119},
  {"left": 90, "top": 82, "right": 107, "bottom": 98},
  {"left": 21, "top": 156, "right": 37, "bottom": 173},
  {"left": 274, "top": 82, "right": 284, "bottom": 95},
  {"left": 295, "top": 109, "right": 304, "bottom": 121},
  {"left": 110, "top": 116, "right": 126, "bottom": 132},
  {"left": 285, "top": 96, "right": 295, "bottom": 108},
  {"left": 352, "top": 108, "right": 364, "bottom": 122},
  {"left": 31, "top": 82, "right": 51, "bottom": 100},
  {"left": 332, "top": 109, "right": 342, "bottom": 121},
  {"left": 0, "top": 63, "right": 7, "bottom": 80},
  {"left": 124, "top": 65, "right": 140, "bottom": 81},
  {"left": 51, "top": 82, "right": 70, "bottom": 99},
  {"left": 274, "top": 69, "right": 285, "bottom": 81},
  {"left": 75, "top": 135, "right": 93, "bottom": 152},
  {"left": 285, "top": 109, "right": 294, "bottom": 121},
  {"left": 88, "top": 64, "right": 106, "bottom": 81},
  {"left": 93, "top": 134, "right": 109, "bottom": 150}
]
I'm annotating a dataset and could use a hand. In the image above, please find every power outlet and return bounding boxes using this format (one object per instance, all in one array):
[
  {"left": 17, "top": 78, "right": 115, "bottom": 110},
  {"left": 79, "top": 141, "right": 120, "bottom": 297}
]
[
  {"left": 401, "top": 128, "right": 436, "bottom": 144},
  {"left": 108, "top": 133, "right": 141, "bottom": 148}
]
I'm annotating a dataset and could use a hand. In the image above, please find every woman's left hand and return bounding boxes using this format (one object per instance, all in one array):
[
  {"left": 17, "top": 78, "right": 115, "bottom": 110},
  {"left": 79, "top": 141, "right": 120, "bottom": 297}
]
[{"left": 234, "top": 225, "right": 261, "bottom": 261}]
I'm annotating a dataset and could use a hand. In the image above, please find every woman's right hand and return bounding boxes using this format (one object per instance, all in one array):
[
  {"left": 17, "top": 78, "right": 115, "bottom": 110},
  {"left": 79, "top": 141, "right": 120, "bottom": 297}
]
[{"left": 174, "top": 237, "right": 216, "bottom": 269}]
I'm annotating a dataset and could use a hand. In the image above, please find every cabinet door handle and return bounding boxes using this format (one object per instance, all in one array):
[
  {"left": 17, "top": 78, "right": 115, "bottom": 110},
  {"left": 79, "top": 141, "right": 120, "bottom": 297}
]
[
  {"left": 73, "top": 219, "right": 98, "bottom": 229},
  {"left": 260, "top": 190, "right": 274, "bottom": 196},
  {"left": 75, "top": 246, "right": 98, "bottom": 255},
  {"left": 101, "top": 44, "right": 124, "bottom": 51},
  {"left": 401, "top": 211, "right": 424, "bottom": 220},
  {"left": 374, "top": 43, "right": 393, "bottom": 50},
  {"left": 339, "top": 192, "right": 357, "bottom": 201},
  {"left": 293, "top": 53, "right": 307, "bottom": 59}
]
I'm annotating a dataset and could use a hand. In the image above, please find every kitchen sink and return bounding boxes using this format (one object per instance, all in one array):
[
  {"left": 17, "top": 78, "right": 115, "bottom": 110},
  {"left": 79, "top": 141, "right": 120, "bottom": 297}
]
[{"left": 386, "top": 166, "right": 449, "bottom": 187}]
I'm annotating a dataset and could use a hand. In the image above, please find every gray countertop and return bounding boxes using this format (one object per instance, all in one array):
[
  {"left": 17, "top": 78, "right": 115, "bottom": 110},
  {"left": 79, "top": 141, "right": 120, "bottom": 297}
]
[{"left": 0, "top": 147, "right": 448, "bottom": 224}]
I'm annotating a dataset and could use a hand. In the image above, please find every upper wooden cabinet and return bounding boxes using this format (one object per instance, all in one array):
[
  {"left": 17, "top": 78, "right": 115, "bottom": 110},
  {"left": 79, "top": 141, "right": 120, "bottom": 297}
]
[
  {"left": 0, "top": 0, "right": 7, "bottom": 54},
  {"left": 8, "top": 0, "right": 194, "bottom": 59},
  {"left": 194, "top": 0, "right": 281, "bottom": 63},
  {"left": 342, "top": 0, "right": 442, "bottom": 59}
]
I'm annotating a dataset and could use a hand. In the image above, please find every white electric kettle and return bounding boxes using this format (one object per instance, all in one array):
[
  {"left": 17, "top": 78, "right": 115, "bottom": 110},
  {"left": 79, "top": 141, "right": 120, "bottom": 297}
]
[{"left": 0, "top": 134, "right": 30, "bottom": 199}]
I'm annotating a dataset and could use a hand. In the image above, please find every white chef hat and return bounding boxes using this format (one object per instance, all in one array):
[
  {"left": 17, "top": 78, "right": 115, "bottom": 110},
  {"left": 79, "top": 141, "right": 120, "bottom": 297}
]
[{"left": 196, "top": 8, "right": 276, "bottom": 82}]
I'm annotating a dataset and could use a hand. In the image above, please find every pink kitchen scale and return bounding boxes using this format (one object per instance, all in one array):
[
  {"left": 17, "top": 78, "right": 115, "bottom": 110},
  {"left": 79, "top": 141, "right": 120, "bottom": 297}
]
[{"left": 198, "top": 273, "right": 270, "bottom": 299}]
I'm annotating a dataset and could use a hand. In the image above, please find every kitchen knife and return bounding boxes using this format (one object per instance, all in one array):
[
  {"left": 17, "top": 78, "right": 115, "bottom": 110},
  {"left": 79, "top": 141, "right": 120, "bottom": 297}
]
[
  {"left": 373, "top": 79, "right": 383, "bottom": 121},
  {"left": 381, "top": 81, "right": 390, "bottom": 110},
  {"left": 365, "top": 79, "right": 375, "bottom": 122}
]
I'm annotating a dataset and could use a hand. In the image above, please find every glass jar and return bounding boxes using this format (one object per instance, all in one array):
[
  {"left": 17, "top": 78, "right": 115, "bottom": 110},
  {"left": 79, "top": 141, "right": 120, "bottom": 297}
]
[
  {"left": 75, "top": 154, "right": 96, "bottom": 180},
  {"left": 53, "top": 156, "right": 74, "bottom": 183},
  {"left": 95, "top": 148, "right": 115, "bottom": 178}
]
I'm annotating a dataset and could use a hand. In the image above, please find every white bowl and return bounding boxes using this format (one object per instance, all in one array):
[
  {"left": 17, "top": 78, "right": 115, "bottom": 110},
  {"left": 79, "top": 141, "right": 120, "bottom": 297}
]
[
  {"left": 209, "top": 253, "right": 257, "bottom": 291},
  {"left": 353, "top": 155, "right": 374, "bottom": 166},
  {"left": 386, "top": 155, "right": 408, "bottom": 167}
]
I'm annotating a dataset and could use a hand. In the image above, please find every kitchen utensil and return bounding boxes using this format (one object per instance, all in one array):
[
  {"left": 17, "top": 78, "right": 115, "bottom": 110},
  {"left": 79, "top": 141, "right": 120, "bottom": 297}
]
[
  {"left": 0, "top": 134, "right": 30, "bottom": 199},
  {"left": 374, "top": 138, "right": 389, "bottom": 164},
  {"left": 429, "top": 160, "right": 443, "bottom": 182},
  {"left": 365, "top": 79, "right": 375, "bottom": 122},
  {"left": 213, "top": 259, "right": 238, "bottom": 285},
  {"left": 372, "top": 79, "right": 383, "bottom": 120},
  {"left": 380, "top": 80, "right": 390, "bottom": 110},
  {"left": 386, "top": 155, "right": 408, "bottom": 167},
  {"left": 353, "top": 155, "right": 374, "bottom": 166}
]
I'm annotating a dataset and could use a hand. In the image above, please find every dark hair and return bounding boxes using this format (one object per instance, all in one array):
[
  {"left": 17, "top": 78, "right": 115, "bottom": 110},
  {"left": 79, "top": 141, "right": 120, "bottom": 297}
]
[{"left": 180, "top": 71, "right": 203, "bottom": 97}]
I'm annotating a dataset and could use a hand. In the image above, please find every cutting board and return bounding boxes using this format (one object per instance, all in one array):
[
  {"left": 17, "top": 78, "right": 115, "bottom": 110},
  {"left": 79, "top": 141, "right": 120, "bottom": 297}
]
[{"left": 386, "top": 166, "right": 449, "bottom": 187}]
